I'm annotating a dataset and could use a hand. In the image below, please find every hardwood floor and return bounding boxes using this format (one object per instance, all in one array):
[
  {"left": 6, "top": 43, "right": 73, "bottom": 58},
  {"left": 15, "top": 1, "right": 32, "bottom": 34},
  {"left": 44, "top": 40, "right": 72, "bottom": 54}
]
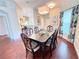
[{"left": 0, "top": 36, "right": 78, "bottom": 59}]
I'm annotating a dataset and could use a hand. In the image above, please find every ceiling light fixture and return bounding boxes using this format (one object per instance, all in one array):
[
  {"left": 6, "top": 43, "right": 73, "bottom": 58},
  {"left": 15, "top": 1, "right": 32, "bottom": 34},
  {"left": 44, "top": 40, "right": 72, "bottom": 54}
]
[
  {"left": 38, "top": 5, "right": 49, "bottom": 14},
  {"left": 48, "top": 2, "right": 56, "bottom": 8},
  {"left": 39, "top": 11, "right": 49, "bottom": 14}
]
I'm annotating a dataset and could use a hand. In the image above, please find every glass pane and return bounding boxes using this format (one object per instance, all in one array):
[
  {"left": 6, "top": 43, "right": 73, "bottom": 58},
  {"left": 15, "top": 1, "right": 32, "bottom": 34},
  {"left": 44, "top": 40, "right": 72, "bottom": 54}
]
[{"left": 61, "top": 8, "right": 73, "bottom": 37}]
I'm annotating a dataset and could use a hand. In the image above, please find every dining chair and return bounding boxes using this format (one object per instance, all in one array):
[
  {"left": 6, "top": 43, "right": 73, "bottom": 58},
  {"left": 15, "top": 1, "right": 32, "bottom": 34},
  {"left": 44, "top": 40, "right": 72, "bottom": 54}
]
[
  {"left": 34, "top": 26, "right": 39, "bottom": 34},
  {"left": 47, "top": 25, "right": 53, "bottom": 32},
  {"left": 45, "top": 31, "right": 55, "bottom": 55},
  {"left": 21, "top": 33, "right": 40, "bottom": 59},
  {"left": 44, "top": 30, "right": 58, "bottom": 56},
  {"left": 52, "top": 30, "right": 58, "bottom": 49}
]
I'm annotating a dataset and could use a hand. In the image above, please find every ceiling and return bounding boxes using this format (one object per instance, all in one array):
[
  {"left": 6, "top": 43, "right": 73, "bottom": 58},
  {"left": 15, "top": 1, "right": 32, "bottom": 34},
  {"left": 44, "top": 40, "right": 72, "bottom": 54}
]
[
  {"left": 14, "top": 0, "right": 79, "bottom": 11},
  {"left": 14, "top": 0, "right": 51, "bottom": 8}
]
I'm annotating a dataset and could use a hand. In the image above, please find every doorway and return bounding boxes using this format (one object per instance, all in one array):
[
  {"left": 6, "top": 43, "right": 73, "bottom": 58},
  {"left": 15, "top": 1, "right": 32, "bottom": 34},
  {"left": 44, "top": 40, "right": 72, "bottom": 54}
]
[{"left": 0, "top": 16, "right": 8, "bottom": 36}]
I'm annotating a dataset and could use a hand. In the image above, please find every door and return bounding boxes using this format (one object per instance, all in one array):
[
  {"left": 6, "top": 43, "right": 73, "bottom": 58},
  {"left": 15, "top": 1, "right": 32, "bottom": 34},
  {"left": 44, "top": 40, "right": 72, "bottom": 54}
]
[{"left": 0, "top": 16, "right": 8, "bottom": 35}]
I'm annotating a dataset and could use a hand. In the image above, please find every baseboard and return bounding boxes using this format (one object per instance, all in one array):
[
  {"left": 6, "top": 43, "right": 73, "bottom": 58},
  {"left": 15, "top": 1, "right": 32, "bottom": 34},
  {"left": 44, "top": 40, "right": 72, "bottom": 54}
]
[{"left": 58, "top": 35, "right": 72, "bottom": 43}]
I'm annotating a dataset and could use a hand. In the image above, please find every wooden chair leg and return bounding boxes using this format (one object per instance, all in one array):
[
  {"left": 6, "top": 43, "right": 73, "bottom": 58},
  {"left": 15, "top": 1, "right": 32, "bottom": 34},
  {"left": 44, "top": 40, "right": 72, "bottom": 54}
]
[
  {"left": 32, "top": 49, "right": 35, "bottom": 59},
  {"left": 40, "top": 44, "right": 45, "bottom": 59},
  {"left": 33, "top": 53, "right": 35, "bottom": 59},
  {"left": 50, "top": 46, "right": 52, "bottom": 56},
  {"left": 26, "top": 49, "right": 28, "bottom": 59},
  {"left": 54, "top": 43, "right": 57, "bottom": 49},
  {"left": 56, "top": 39, "right": 58, "bottom": 45},
  {"left": 53, "top": 42, "right": 56, "bottom": 50}
]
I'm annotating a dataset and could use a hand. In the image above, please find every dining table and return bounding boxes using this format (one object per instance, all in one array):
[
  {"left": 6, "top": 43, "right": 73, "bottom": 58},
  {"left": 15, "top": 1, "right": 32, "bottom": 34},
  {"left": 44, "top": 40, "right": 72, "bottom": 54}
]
[{"left": 28, "top": 31, "right": 55, "bottom": 59}]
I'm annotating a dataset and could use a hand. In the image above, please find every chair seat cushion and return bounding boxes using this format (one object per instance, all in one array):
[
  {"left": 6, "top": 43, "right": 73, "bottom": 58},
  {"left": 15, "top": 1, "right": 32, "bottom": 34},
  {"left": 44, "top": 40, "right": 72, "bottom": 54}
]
[
  {"left": 31, "top": 41, "right": 39, "bottom": 48},
  {"left": 46, "top": 39, "right": 51, "bottom": 46},
  {"left": 27, "top": 41, "right": 40, "bottom": 52},
  {"left": 27, "top": 46, "right": 40, "bottom": 52}
]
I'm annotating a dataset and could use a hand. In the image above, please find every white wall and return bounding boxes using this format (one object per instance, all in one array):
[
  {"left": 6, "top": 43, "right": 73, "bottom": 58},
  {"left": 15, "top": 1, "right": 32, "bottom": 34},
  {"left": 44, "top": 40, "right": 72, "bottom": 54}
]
[
  {"left": 16, "top": 5, "right": 37, "bottom": 26},
  {"left": 59, "top": 0, "right": 79, "bottom": 11},
  {"left": 74, "top": 14, "right": 79, "bottom": 58},
  {"left": 16, "top": 5, "right": 23, "bottom": 25},
  {"left": 36, "top": 6, "right": 60, "bottom": 30},
  {"left": 0, "top": 16, "right": 7, "bottom": 35},
  {"left": 7, "top": 0, "right": 21, "bottom": 40},
  {"left": 0, "top": 0, "right": 21, "bottom": 40},
  {"left": 22, "top": 8, "right": 36, "bottom": 26},
  {"left": 49, "top": 7, "right": 60, "bottom": 29}
]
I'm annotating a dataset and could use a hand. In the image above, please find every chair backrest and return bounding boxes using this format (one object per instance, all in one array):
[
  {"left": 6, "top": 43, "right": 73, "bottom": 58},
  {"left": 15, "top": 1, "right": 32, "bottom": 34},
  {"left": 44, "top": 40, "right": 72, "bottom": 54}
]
[
  {"left": 21, "top": 33, "right": 39, "bottom": 52},
  {"left": 21, "top": 33, "right": 31, "bottom": 49},
  {"left": 54, "top": 30, "right": 58, "bottom": 40},
  {"left": 49, "top": 31, "right": 56, "bottom": 46},
  {"left": 45, "top": 31, "right": 55, "bottom": 46},
  {"left": 53, "top": 30, "right": 58, "bottom": 44}
]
